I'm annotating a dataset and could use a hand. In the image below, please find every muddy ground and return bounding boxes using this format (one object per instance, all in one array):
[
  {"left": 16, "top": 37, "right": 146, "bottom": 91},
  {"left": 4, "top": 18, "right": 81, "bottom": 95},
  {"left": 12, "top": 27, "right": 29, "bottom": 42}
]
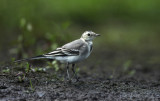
[{"left": 0, "top": 49, "right": 160, "bottom": 101}]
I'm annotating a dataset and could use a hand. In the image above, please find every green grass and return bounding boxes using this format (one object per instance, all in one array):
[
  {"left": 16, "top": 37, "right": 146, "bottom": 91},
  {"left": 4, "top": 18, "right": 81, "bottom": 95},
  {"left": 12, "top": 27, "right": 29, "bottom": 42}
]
[{"left": 0, "top": 0, "right": 160, "bottom": 60}]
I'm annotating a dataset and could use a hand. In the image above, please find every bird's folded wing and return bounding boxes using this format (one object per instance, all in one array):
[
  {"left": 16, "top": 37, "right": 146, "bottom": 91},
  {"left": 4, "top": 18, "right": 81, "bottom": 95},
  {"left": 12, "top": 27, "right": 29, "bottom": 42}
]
[
  {"left": 44, "top": 48, "right": 79, "bottom": 57},
  {"left": 44, "top": 39, "right": 85, "bottom": 57}
]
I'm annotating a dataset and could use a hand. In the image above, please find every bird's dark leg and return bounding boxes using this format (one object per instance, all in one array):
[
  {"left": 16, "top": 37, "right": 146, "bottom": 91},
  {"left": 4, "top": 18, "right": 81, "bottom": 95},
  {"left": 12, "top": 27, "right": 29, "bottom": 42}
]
[
  {"left": 72, "top": 64, "right": 79, "bottom": 81},
  {"left": 66, "top": 62, "right": 70, "bottom": 80}
]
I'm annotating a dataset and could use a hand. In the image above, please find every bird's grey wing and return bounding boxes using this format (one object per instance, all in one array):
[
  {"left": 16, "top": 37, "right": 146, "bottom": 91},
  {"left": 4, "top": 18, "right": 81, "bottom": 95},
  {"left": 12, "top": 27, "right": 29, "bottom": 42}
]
[
  {"left": 62, "top": 39, "right": 89, "bottom": 56},
  {"left": 44, "top": 39, "right": 84, "bottom": 57},
  {"left": 62, "top": 39, "right": 85, "bottom": 51}
]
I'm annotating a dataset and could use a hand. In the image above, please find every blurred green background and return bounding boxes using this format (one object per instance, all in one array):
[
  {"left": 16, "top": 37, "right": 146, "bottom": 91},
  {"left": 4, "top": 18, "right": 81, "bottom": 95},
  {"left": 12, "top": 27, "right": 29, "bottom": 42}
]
[{"left": 0, "top": 0, "right": 160, "bottom": 61}]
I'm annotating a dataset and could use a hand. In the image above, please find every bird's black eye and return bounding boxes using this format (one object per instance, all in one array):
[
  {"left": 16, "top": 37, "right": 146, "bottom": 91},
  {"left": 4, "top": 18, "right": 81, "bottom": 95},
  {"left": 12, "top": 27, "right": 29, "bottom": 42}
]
[{"left": 88, "top": 34, "right": 90, "bottom": 36}]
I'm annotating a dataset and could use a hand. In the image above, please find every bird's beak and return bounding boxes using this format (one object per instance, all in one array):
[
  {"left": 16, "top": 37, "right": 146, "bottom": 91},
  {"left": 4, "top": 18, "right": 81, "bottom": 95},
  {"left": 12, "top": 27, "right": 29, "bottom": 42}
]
[{"left": 95, "top": 34, "right": 100, "bottom": 37}]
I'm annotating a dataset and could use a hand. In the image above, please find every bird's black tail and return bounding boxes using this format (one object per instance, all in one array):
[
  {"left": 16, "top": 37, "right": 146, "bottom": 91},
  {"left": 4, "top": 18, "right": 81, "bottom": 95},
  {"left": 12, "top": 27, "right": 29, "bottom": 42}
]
[{"left": 14, "top": 55, "right": 46, "bottom": 62}]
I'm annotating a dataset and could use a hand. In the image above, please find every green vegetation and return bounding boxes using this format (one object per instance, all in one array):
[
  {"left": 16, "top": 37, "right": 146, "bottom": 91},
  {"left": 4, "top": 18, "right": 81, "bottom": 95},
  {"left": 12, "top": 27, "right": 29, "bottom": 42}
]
[
  {"left": 0, "top": 0, "right": 159, "bottom": 68},
  {"left": 29, "top": 79, "right": 35, "bottom": 91},
  {"left": 2, "top": 68, "right": 10, "bottom": 74}
]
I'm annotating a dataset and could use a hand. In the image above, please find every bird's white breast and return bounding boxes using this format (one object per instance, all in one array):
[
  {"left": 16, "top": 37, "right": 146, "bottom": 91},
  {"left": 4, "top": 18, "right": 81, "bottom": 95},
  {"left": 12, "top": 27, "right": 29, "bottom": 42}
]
[{"left": 85, "top": 41, "right": 93, "bottom": 58}]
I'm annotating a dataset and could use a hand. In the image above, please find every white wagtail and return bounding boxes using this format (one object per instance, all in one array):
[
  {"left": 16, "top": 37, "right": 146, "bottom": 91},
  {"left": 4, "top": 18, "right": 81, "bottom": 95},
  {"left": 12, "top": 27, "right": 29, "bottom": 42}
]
[{"left": 15, "top": 31, "right": 100, "bottom": 81}]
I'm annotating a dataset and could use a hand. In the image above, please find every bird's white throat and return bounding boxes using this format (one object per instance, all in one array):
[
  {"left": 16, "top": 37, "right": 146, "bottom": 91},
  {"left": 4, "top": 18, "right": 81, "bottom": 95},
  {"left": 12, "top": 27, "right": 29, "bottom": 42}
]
[{"left": 80, "top": 38, "right": 93, "bottom": 45}]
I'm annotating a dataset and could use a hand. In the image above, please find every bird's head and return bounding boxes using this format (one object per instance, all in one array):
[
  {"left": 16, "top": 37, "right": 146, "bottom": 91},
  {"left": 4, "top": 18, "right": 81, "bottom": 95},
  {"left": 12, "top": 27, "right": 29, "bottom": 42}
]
[{"left": 81, "top": 31, "right": 100, "bottom": 41}]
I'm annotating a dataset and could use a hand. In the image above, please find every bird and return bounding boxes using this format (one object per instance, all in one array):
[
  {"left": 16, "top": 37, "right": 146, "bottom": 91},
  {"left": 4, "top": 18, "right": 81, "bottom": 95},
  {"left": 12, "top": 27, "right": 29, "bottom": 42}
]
[{"left": 15, "top": 31, "right": 100, "bottom": 81}]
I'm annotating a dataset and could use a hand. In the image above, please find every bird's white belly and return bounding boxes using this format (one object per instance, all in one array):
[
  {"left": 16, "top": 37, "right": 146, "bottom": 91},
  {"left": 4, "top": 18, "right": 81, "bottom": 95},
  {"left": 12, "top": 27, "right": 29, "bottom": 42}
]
[{"left": 55, "top": 54, "right": 89, "bottom": 63}]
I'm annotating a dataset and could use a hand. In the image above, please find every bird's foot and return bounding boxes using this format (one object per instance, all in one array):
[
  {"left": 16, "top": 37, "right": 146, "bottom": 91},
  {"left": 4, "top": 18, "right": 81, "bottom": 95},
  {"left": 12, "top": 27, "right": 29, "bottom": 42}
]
[
  {"left": 71, "top": 77, "right": 80, "bottom": 82},
  {"left": 65, "top": 77, "right": 71, "bottom": 83}
]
